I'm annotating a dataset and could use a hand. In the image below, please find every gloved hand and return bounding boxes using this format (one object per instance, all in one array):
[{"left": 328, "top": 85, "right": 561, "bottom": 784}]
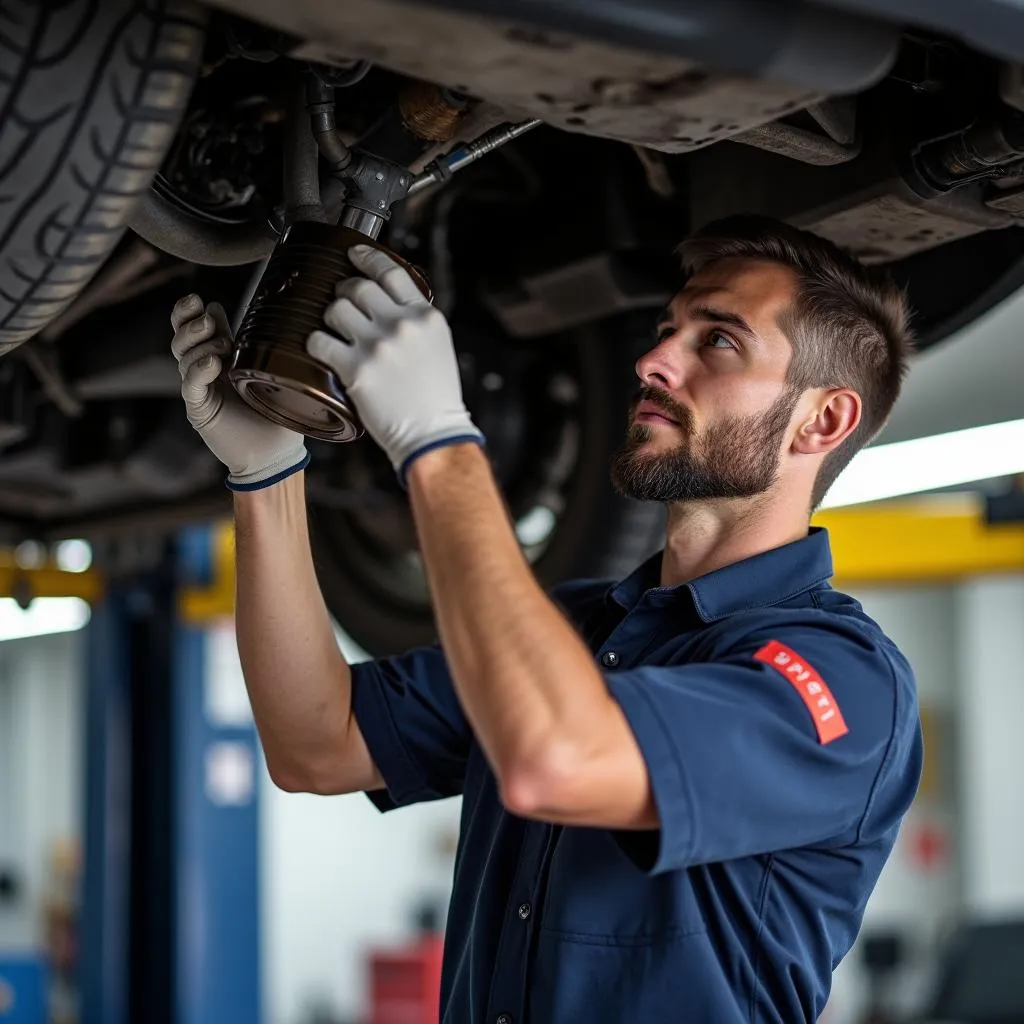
[
  {"left": 171, "top": 294, "right": 310, "bottom": 491},
  {"left": 306, "top": 245, "right": 484, "bottom": 485}
]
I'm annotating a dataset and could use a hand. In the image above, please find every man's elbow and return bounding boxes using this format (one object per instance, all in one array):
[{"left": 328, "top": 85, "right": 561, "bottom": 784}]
[
  {"left": 497, "top": 731, "right": 658, "bottom": 830},
  {"left": 265, "top": 752, "right": 349, "bottom": 796},
  {"left": 266, "top": 758, "right": 327, "bottom": 795},
  {"left": 497, "top": 740, "right": 581, "bottom": 820},
  {"left": 268, "top": 767, "right": 312, "bottom": 794}
]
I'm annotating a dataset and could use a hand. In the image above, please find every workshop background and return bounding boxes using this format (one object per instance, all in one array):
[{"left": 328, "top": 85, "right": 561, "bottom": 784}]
[{"left": 1, "top": 279, "right": 1023, "bottom": 1024}]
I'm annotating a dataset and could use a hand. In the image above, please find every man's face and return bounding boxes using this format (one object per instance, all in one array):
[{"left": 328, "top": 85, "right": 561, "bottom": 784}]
[{"left": 611, "top": 258, "right": 802, "bottom": 504}]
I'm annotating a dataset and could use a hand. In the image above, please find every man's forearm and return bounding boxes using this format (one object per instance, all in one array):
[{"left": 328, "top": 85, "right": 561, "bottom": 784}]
[
  {"left": 296, "top": 245, "right": 651, "bottom": 826},
  {"left": 233, "top": 471, "right": 354, "bottom": 790},
  {"left": 407, "top": 444, "right": 619, "bottom": 796}
]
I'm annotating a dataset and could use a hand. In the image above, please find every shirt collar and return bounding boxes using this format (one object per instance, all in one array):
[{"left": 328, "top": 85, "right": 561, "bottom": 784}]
[{"left": 609, "top": 527, "right": 834, "bottom": 621}]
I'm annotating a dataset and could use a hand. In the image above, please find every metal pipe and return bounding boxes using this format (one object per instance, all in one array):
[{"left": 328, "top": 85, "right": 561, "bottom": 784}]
[
  {"left": 314, "top": 60, "right": 371, "bottom": 89},
  {"left": 733, "top": 120, "right": 859, "bottom": 166},
  {"left": 917, "top": 109, "right": 1024, "bottom": 190},
  {"left": 306, "top": 76, "right": 354, "bottom": 174},
  {"left": 340, "top": 207, "right": 384, "bottom": 239},
  {"left": 19, "top": 342, "right": 84, "bottom": 418},
  {"left": 407, "top": 119, "right": 542, "bottom": 195},
  {"left": 41, "top": 240, "right": 162, "bottom": 341},
  {"left": 319, "top": 172, "right": 347, "bottom": 219},
  {"left": 285, "top": 79, "right": 329, "bottom": 225}
]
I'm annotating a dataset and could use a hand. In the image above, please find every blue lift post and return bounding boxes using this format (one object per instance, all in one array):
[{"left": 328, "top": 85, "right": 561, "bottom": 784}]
[
  {"left": 175, "top": 526, "right": 261, "bottom": 1024},
  {"left": 79, "top": 588, "right": 134, "bottom": 1024},
  {"left": 79, "top": 526, "right": 260, "bottom": 1024}
]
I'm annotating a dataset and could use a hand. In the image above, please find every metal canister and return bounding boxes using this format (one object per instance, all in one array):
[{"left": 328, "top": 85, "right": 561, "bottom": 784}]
[{"left": 229, "top": 221, "right": 430, "bottom": 441}]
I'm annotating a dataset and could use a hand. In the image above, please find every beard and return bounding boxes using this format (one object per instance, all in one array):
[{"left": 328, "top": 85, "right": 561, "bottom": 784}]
[{"left": 610, "top": 384, "right": 800, "bottom": 503}]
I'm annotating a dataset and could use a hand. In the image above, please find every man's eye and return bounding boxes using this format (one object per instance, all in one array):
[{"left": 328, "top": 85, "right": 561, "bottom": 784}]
[{"left": 704, "top": 330, "right": 735, "bottom": 350}]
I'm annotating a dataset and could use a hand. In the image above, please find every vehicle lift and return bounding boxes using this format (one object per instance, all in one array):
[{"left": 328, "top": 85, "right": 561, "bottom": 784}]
[{"left": 2, "top": 524, "right": 259, "bottom": 1024}]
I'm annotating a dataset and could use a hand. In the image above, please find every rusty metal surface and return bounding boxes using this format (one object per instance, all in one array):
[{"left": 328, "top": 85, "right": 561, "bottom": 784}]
[
  {"left": 211, "top": 0, "right": 830, "bottom": 154},
  {"left": 733, "top": 122, "right": 860, "bottom": 166},
  {"left": 987, "top": 184, "right": 1024, "bottom": 218},
  {"left": 399, "top": 81, "right": 467, "bottom": 142},
  {"left": 808, "top": 193, "right": 1009, "bottom": 262}
]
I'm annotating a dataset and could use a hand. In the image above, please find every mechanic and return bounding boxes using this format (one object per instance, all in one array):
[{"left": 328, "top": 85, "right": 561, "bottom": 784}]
[{"left": 170, "top": 214, "right": 923, "bottom": 1024}]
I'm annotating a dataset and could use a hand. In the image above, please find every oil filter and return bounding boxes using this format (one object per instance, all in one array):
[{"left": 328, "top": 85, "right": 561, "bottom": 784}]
[{"left": 229, "top": 221, "right": 431, "bottom": 441}]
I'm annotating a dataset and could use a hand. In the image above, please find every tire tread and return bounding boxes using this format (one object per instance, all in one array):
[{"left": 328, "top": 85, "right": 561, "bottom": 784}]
[{"left": 0, "top": 0, "right": 205, "bottom": 352}]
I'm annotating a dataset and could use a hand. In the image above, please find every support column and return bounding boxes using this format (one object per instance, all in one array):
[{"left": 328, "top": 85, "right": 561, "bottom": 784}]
[
  {"left": 175, "top": 526, "right": 261, "bottom": 1024},
  {"left": 79, "top": 556, "right": 176, "bottom": 1024},
  {"left": 955, "top": 574, "right": 1024, "bottom": 916},
  {"left": 78, "top": 596, "right": 131, "bottom": 1024}
]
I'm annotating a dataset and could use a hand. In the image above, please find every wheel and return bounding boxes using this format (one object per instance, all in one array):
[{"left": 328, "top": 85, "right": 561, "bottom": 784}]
[
  {"left": 307, "top": 313, "right": 665, "bottom": 657},
  {"left": 0, "top": 0, "right": 206, "bottom": 354}
]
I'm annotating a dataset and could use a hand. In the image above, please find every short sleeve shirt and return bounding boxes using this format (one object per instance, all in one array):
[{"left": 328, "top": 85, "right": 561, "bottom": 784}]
[{"left": 350, "top": 528, "right": 923, "bottom": 1023}]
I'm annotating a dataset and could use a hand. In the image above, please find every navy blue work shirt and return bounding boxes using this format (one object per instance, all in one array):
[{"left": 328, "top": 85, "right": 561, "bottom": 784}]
[{"left": 350, "top": 528, "right": 923, "bottom": 1023}]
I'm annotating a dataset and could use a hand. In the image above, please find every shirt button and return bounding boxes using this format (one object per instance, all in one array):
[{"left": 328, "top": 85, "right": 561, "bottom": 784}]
[
  {"left": 517, "top": 902, "right": 531, "bottom": 920},
  {"left": 496, "top": 1015, "right": 512, "bottom": 1024},
  {"left": 601, "top": 650, "right": 619, "bottom": 667}
]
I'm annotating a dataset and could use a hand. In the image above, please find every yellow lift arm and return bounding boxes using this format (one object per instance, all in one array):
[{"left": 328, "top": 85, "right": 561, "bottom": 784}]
[{"left": 3, "top": 495, "right": 1022, "bottom": 619}]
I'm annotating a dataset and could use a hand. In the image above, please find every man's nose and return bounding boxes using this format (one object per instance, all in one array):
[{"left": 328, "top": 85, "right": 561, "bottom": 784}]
[{"left": 635, "top": 336, "right": 684, "bottom": 391}]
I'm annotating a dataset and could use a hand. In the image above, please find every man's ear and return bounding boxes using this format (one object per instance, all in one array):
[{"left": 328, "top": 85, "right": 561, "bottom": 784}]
[{"left": 792, "top": 388, "right": 861, "bottom": 456}]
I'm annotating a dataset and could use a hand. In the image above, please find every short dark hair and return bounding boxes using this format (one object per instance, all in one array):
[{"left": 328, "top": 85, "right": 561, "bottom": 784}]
[{"left": 679, "top": 215, "right": 915, "bottom": 508}]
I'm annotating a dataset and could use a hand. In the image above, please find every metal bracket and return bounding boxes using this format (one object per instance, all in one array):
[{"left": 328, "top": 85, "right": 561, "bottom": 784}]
[{"left": 336, "top": 154, "right": 412, "bottom": 238}]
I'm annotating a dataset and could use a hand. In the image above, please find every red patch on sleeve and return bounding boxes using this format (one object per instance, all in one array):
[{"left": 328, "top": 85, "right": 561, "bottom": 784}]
[{"left": 754, "top": 640, "right": 849, "bottom": 745}]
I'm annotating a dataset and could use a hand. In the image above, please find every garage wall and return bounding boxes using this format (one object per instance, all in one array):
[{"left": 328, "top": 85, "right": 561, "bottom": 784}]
[
  {"left": 955, "top": 576, "right": 1024, "bottom": 917},
  {"left": 261, "top": 777, "right": 461, "bottom": 1024},
  {"left": 825, "top": 583, "right": 963, "bottom": 1024},
  {"left": 258, "top": 626, "right": 462, "bottom": 1024},
  {"left": 825, "top": 573, "right": 1024, "bottom": 1024}
]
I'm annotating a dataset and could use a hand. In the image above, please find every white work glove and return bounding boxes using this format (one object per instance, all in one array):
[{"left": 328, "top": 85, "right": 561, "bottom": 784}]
[
  {"left": 306, "top": 245, "right": 484, "bottom": 485},
  {"left": 171, "top": 294, "right": 310, "bottom": 491}
]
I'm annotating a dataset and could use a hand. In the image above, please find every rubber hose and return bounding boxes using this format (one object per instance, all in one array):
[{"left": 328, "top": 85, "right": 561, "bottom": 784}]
[{"left": 127, "top": 188, "right": 278, "bottom": 266}]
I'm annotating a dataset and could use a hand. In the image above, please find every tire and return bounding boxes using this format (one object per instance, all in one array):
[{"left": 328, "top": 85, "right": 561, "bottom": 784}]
[
  {"left": 0, "top": 0, "right": 206, "bottom": 354},
  {"left": 308, "top": 314, "right": 666, "bottom": 658}
]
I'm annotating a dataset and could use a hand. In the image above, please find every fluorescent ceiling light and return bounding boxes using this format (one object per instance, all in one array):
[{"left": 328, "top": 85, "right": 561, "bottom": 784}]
[
  {"left": 0, "top": 597, "right": 91, "bottom": 642},
  {"left": 820, "top": 418, "right": 1024, "bottom": 510}
]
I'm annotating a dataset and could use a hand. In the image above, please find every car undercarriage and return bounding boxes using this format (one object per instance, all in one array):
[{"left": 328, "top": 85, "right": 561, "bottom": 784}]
[{"left": 2, "top": 0, "right": 1023, "bottom": 652}]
